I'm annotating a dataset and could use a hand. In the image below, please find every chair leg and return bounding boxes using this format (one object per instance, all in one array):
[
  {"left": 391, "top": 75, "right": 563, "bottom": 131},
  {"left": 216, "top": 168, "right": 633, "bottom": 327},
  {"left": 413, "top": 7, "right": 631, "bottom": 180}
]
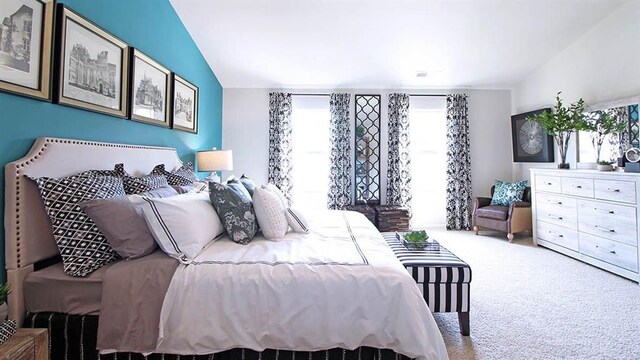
[
  {"left": 458, "top": 312, "right": 470, "bottom": 336},
  {"left": 473, "top": 226, "right": 479, "bottom": 235},
  {"left": 507, "top": 233, "right": 514, "bottom": 242}
]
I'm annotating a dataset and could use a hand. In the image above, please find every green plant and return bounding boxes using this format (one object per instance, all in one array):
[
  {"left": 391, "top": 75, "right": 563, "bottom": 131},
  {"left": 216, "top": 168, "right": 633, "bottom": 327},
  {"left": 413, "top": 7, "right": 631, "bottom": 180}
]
[
  {"left": 527, "top": 92, "right": 589, "bottom": 166},
  {"left": 584, "top": 110, "right": 627, "bottom": 163},
  {"left": 598, "top": 160, "right": 613, "bottom": 165},
  {"left": 404, "top": 230, "right": 429, "bottom": 243},
  {"left": 0, "top": 283, "right": 10, "bottom": 305}
]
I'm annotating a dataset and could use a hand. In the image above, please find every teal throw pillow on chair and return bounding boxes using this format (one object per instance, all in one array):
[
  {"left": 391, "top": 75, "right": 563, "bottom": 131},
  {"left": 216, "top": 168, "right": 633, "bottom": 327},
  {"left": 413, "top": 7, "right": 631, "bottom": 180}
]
[{"left": 490, "top": 180, "right": 528, "bottom": 206}]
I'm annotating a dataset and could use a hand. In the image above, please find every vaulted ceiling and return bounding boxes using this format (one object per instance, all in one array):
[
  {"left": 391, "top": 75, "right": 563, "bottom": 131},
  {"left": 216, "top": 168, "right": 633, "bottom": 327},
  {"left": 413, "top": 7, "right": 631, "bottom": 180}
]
[{"left": 170, "top": 0, "right": 627, "bottom": 89}]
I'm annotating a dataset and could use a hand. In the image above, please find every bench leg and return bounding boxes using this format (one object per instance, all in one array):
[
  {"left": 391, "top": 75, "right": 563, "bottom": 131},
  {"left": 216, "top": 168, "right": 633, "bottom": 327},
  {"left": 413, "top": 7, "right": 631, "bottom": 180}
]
[{"left": 458, "top": 312, "right": 470, "bottom": 336}]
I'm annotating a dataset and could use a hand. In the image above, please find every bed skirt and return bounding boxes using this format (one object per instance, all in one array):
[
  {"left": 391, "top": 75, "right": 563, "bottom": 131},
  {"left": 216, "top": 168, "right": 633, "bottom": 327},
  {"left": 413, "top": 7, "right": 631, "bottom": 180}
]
[{"left": 24, "top": 312, "right": 412, "bottom": 360}]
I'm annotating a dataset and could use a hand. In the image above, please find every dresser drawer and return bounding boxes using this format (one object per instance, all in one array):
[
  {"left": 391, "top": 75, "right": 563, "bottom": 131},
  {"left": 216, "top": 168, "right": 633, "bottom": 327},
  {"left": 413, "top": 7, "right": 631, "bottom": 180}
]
[
  {"left": 537, "top": 207, "right": 577, "bottom": 229},
  {"left": 578, "top": 199, "right": 638, "bottom": 246},
  {"left": 536, "top": 175, "right": 561, "bottom": 193},
  {"left": 562, "top": 177, "right": 594, "bottom": 198},
  {"left": 536, "top": 193, "right": 576, "bottom": 213},
  {"left": 580, "top": 233, "right": 638, "bottom": 272},
  {"left": 537, "top": 221, "right": 579, "bottom": 252},
  {"left": 594, "top": 179, "right": 636, "bottom": 204}
]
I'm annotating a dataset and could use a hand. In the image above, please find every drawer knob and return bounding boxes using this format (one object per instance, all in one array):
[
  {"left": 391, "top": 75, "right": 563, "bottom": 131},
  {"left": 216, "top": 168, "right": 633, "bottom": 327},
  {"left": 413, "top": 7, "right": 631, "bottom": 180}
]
[
  {"left": 595, "top": 245, "right": 617, "bottom": 255},
  {"left": 575, "top": 185, "right": 583, "bottom": 189},
  {"left": 595, "top": 225, "right": 615, "bottom": 233},
  {"left": 608, "top": 188, "right": 621, "bottom": 192},
  {"left": 546, "top": 182, "right": 552, "bottom": 186},
  {"left": 549, "top": 231, "right": 563, "bottom": 238},
  {"left": 548, "top": 214, "right": 563, "bottom": 220},
  {"left": 557, "top": 201, "right": 563, "bottom": 205},
  {"left": 610, "top": 250, "right": 617, "bottom": 254},
  {"left": 594, "top": 208, "right": 615, "bottom": 215}
]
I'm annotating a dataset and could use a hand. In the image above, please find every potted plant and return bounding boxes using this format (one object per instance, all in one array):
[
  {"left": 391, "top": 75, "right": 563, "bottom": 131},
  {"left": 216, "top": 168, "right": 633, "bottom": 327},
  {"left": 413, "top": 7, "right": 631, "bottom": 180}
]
[
  {"left": 584, "top": 110, "right": 627, "bottom": 166},
  {"left": 597, "top": 160, "right": 614, "bottom": 171},
  {"left": 0, "top": 283, "right": 9, "bottom": 320},
  {"left": 528, "top": 92, "right": 588, "bottom": 169}
]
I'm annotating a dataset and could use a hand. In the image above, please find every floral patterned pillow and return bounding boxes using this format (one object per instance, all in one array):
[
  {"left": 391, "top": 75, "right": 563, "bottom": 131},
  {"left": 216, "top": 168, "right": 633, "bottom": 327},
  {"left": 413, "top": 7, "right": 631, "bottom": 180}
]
[
  {"left": 490, "top": 180, "right": 528, "bottom": 206},
  {"left": 208, "top": 181, "right": 258, "bottom": 244}
]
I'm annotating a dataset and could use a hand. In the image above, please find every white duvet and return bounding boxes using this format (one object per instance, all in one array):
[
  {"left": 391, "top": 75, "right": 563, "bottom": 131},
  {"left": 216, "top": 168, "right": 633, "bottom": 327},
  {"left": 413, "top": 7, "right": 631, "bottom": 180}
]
[{"left": 156, "top": 211, "right": 449, "bottom": 360}]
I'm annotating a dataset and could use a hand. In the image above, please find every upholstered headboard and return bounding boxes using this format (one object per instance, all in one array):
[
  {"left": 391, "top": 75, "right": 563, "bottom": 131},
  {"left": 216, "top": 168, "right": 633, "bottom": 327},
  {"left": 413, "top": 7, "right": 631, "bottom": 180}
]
[{"left": 4, "top": 137, "right": 183, "bottom": 323}]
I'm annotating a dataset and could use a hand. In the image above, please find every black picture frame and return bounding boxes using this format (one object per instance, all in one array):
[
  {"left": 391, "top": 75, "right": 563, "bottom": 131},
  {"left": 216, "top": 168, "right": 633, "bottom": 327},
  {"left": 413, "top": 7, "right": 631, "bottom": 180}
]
[
  {"left": 511, "top": 108, "right": 554, "bottom": 163},
  {"left": 128, "top": 48, "right": 171, "bottom": 127},
  {"left": 170, "top": 73, "right": 198, "bottom": 134},
  {"left": 54, "top": 4, "right": 129, "bottom": 118},
  {"left": 0, "top": 0, "right": 55, "bottom": 101}
]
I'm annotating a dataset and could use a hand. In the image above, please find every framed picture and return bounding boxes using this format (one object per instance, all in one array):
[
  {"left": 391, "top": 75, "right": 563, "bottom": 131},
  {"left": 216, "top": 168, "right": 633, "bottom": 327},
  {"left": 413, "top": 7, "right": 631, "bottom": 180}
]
[
  {"left": 129, "top": 49, "right": 171, "bottom": 127},
  {"left": 0, "top": 0, "right": 54, "bottom": 100},
  {"left": 171, "top": 74, "right": 198, "bottom": 133},
  {"left": 54, "top": 4, "right": 129, "bottom": 117},
  {"left": 511, "top": 108, "right": 554, "bottom": 163}
]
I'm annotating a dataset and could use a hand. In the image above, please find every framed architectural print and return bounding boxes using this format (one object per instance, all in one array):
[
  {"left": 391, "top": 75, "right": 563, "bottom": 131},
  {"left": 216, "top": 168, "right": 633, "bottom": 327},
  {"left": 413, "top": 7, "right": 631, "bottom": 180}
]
[
  {"left": 511, "top": 108, "right": 554, "bottom": 163},
  {"left": 129, "top": 49, "right": 171, "bottom": 127},
  {"left": 0, "top": 0, "right": 54, "bottom": 100},
  {"left": 54, "top": 4, "right": 129, "bottom": 117},
  {"left": 171, "top": 74, "right": 198, "bottom": 133}
]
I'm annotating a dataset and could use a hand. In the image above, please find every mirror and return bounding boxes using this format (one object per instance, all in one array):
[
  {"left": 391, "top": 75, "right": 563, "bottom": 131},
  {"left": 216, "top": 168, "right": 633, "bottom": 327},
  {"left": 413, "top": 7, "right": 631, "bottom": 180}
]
[
  {"left": 576, "top": 96, "right": 639, "bottom": 165},
  {"left": 354, "top": 95, "right": 381, "bottom": 204}
]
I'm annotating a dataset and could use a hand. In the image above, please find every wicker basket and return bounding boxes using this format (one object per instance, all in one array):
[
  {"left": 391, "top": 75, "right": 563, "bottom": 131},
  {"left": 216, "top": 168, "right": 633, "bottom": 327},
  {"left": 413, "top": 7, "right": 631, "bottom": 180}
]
[
  {"left": 342, "top": 204, "right": 376, "bottom": 225},
  {"left": 374, "top": 205, "right": 410, "bottom": 232}
]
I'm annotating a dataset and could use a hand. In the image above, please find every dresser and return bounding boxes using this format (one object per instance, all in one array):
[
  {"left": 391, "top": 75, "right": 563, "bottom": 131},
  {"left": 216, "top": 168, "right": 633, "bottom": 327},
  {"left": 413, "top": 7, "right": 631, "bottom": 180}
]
[{"left": 531, "top": 169, "right": 640, "bottom": 283}]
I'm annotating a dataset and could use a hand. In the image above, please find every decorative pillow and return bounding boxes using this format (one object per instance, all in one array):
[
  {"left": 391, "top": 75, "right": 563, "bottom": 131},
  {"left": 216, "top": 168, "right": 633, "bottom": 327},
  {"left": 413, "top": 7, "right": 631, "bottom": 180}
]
[
  {"left": 121, "top": 174, "right": 168, "bottom": 195},
  {"left": 490, "top": 180, "right": 528, "bottom": 206},
  {"left": 208, "top": 181, "right": 258, "bottom": 245},
  {"left": 227, "top": 179, "right": 253, "bottom": 201},
  {"left": 33, "top": 174, "right": 125, "bottom": 277},
  {"left": 238, "top": 175, "right": 257, "bottom": 197},
  {"left": 253, "top": 186, "right": 288, "bottom": 240},
  {"left": 139, "top": 193, "right": 224, "bottom": 262},
  {"left": 86, "top": 163, "right": 126, "bottom": 177},
  {"left": 286, "top": 207, "right": 309, "bottom": 233},
  {"left": 151, "top": 162, "right": 197, "bottom": 186},
  {"left": 142, "top": 184, "right": 180, "bottom": 198},
  {"left": 266, "top": 183, "right": 289, "bottom": 207},
  {"left": 0, "top": 320, "right": 16, "bottom": 346}
]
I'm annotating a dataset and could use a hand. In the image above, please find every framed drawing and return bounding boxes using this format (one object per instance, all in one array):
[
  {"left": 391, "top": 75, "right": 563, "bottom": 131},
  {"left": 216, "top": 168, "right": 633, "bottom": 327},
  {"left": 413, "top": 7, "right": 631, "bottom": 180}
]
[
  {"left": 171, "top": 74, "right": 198, "bottom": 133},
  {"left": 54, "top": 4, "right": 129, "bottom": 117},
  {"left": 0, "top": 0, "right": 54, "bottom": 100},
  {"left": 129, "top": 49, "right": 171, "bottom": 127},
  {"left": 511, "top": 108, "right": 554, "bottom": 163}
]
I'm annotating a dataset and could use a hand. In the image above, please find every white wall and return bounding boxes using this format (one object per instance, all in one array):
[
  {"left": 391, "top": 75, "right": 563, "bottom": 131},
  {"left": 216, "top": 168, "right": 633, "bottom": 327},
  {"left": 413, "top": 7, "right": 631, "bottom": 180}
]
[
  {"left": 223, "top": 88, "right": 512, "bottom": 199},
  {"left": 512, "top": 0, "right": 640, "bottom": 180}
]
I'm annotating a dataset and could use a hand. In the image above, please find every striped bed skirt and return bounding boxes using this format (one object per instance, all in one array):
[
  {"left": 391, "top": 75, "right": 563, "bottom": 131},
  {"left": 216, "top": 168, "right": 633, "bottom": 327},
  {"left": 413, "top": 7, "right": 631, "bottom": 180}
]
[{"left": 23, "top": 312, "right": 412, "bottom": 360}]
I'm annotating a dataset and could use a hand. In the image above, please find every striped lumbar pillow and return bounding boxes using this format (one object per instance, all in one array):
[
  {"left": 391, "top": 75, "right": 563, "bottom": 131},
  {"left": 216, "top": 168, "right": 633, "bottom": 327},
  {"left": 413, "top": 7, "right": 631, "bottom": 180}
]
[{"left": 286, "top": 207, "right": 309, "bottom": 234}]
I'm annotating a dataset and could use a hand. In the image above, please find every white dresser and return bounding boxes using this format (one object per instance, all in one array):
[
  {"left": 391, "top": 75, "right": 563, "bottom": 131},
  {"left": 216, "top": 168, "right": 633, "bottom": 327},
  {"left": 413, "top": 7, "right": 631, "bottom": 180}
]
[{"left": 531, "top": 169, "right": 640, "bottom": 282}]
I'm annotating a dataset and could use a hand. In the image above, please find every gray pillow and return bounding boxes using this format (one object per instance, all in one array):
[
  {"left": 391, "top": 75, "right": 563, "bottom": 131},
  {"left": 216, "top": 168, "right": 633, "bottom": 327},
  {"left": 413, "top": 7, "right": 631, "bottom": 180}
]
[{"left": 208, "top": 181, "right": 257, "bottom": 244}]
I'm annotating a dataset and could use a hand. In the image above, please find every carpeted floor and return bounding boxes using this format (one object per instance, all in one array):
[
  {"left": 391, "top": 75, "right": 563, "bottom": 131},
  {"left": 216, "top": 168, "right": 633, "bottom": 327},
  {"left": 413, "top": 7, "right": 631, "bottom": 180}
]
[{"left": 426, "top": 228, "right": 640, "bottom": 360}]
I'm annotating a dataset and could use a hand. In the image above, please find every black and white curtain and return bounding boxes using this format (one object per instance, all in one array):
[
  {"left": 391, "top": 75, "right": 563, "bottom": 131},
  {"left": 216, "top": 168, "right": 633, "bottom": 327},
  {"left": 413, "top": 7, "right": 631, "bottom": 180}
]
[
  {"left": 268, "top": 92, "right": 293, "bottom": 204},
  {"left": 386, "top": 93, "right": 411, "bottom": 213},
  {"left": 445, "top": 94, "right": 472, "bottom": 230},
  {"left": 327, "top": 93, "right": 353, "bottom": 209}
]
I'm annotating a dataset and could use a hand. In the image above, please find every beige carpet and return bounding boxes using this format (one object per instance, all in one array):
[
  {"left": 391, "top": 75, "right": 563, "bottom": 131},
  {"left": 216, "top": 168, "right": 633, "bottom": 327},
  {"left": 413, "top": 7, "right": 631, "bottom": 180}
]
[{"left": 426, "top": 228, "right": 640, "bottom": 360}]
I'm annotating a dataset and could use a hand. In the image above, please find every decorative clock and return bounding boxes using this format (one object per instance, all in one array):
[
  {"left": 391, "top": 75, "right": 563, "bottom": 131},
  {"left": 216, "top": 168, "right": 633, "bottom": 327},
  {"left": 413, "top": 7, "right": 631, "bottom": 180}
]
[{"left": 511, "top": 108, "right": 554, "bottom": 163}]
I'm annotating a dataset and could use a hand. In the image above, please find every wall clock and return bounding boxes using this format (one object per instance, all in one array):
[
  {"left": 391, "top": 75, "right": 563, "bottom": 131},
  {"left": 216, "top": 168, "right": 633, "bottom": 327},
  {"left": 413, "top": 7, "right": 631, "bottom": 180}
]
[{"left": 511, "top": 108, "right": 554, "bottom": 163}]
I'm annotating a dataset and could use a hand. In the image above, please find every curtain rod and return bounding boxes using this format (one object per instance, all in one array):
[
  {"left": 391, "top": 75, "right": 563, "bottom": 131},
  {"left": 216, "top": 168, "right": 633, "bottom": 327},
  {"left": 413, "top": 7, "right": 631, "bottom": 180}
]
[
  {"left": 291, "top": 93, "right": 331, "bottom": 96},
  {"left": 409, "top": 94, "right": 447, "bottom": 97}
]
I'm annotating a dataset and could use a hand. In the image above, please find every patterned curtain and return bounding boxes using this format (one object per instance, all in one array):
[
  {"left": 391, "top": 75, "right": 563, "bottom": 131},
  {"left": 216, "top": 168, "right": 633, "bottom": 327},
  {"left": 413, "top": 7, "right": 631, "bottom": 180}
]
[
  {"left": 327, "top": 93, "right": 353, "bottom": 209},
  {"left": 386, "top": 93, "right": 411, "bottom": 213},
  {"left": 268, "top": 92, "right": 293, "bottom": 204},
  {"left": 446, "top": 94, "right": 472, "bottom": 230}
]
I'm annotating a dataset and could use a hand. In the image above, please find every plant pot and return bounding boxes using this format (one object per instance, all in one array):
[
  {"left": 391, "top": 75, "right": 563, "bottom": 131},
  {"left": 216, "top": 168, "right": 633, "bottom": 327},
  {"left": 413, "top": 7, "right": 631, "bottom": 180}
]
[
  {"left": 0, "top": 303, "right": 8, "bottom": 320},
  {"left": 557, "top": 163, "right": 570, "bottom": 169},
  {"left": 597, "top": 164, "right": 613, "bottom": 171}
]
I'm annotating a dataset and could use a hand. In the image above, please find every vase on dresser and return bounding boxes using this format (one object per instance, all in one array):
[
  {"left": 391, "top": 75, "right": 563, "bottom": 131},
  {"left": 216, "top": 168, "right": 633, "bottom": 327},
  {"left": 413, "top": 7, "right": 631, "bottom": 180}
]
[{"left": 531, "top": 169, "right": 640, "bottom": 283}]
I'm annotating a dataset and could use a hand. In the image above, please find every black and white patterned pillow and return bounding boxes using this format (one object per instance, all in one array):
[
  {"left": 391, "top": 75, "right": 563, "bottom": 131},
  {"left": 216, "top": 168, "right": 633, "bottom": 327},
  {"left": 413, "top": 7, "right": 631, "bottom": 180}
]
[
  {"left": 122, "top": 174, "right": 168, "bottom": 195},
  {"left": 33, "top": 174, "right": 125, "bottom": 277},
  {"left": 208, "top": 181, "right": 257, "bottom": 245},
  {"left": 151, "top": 162, "right": 197, "bottom": 186},
  {"left": 0, "top": 320, "right": 16, "bottom": 346},
  {"left": 86, "top": 163, "right": 126, "bottom": 177}
]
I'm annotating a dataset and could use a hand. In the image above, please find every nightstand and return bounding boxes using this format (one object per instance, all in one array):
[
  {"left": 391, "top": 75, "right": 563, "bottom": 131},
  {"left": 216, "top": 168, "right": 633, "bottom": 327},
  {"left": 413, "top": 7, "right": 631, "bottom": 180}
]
[{"left": 0, "top": 328, "right": 48, "bottom": 359}]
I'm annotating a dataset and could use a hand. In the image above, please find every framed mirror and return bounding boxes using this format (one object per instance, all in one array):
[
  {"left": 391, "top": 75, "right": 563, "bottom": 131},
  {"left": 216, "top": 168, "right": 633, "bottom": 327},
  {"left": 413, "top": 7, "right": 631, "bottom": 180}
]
[
  {"left": 354, "top": 94, "right": 381, "bottom": 204},
  {"left": 576, "top": 95, "right": 639, "bottom": 166}
]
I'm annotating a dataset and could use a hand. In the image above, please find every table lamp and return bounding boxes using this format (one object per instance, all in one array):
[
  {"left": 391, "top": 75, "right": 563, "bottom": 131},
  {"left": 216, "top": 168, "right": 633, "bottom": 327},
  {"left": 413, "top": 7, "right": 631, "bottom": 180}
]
[{"left": 197, "top": 148, "right": 233, "bottom": 183}]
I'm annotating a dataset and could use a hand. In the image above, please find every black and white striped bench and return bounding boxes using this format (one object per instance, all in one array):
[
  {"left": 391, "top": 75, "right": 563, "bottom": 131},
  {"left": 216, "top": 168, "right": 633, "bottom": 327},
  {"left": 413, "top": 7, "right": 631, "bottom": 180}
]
[{"left": 383, "top": 232, "right": 472, "bottom": 336}]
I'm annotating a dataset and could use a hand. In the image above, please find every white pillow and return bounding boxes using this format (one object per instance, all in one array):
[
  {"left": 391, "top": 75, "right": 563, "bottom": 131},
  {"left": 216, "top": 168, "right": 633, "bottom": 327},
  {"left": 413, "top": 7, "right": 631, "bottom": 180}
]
[
  {"left": 137, "top": 193, "right": 224, "bottom": 263},
  {"left": 286, "top": 207, "right": 309, "bottom": 233},
  {"left": 253, "top": 186, "right": 288, "bottom": 240},
  {"left": 266, "top": 183, "right": 289, "bottom": 207}
]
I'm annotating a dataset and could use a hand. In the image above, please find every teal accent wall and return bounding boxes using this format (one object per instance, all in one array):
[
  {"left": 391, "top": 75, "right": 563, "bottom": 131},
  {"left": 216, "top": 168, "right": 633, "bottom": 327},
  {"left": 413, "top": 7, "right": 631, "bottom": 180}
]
[{"left": 0, "top": 0, "right": 223, "bottom": 281}]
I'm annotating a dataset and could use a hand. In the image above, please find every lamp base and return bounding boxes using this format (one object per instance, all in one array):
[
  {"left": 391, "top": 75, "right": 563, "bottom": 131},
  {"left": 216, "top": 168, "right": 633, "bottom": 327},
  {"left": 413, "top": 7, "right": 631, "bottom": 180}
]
[{"left": 203, "top": 172, "right": 221, "bottom": 183}]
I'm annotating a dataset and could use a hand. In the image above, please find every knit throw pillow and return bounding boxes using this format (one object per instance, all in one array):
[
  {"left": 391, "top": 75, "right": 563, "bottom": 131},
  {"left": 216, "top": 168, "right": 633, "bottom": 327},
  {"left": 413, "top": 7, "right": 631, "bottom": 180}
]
[{"left": 490, "top": 180, "right": 527, "bottom": 206}]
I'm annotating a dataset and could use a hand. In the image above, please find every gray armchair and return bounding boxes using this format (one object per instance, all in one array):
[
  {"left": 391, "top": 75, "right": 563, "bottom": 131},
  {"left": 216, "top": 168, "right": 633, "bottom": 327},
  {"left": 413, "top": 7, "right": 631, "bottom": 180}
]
[{"left": 472, "top": 186, "right": 532, "bottom": 242}]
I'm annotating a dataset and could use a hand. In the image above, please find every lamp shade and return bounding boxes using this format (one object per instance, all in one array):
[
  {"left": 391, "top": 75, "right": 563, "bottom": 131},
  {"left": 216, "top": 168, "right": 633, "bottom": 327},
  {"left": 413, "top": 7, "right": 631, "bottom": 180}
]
[{"left": 197, "top": 150, "right": 233, "bottom": 172}]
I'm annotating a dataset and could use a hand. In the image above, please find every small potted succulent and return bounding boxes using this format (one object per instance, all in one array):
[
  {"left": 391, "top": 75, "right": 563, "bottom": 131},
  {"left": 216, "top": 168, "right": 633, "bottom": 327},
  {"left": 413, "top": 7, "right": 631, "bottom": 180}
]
[
  {"left": 597, "top": 160, "right": 614, "bottom": 172},
  {"left": 0, "top": 283, "right": 9, "bottom": 320},
  {"left": 399, "top": 230, "right": 437, "bottom": 250}
]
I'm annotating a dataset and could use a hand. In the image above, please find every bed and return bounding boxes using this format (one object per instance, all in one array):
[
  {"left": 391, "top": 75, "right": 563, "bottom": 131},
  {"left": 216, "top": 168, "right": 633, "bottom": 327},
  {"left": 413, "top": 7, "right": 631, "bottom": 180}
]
[{"left": 4, "top": 137, "right": 448, "bottom": 360}]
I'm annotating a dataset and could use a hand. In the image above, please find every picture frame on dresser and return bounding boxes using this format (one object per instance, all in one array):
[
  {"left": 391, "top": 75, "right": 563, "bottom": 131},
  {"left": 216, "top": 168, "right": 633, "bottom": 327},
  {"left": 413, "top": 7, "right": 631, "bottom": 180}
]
[
  {"left": 170, "top": 73, "right": 198, "bottom": 133},
  {"left": 54, "top": 4, "right": 129, "bottom": 117},
  {"left": 0, "top": 0, "right": 55, "bottom": 101},
  {"left": 128, "top": 48, "right": 171, "bottom": 127},
  {"left": 511, "top": 108, "right": 554, "bottom": 163}
]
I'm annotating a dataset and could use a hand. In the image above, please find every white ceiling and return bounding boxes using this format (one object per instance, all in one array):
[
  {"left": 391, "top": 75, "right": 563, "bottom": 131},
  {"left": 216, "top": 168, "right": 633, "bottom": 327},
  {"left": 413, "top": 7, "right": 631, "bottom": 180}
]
[{"left": 170, "top": 0, "right": 627, "bottom": 89}]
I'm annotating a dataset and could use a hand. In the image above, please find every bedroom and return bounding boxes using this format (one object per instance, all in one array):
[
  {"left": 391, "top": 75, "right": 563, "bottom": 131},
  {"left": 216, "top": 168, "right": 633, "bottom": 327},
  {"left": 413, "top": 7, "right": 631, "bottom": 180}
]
[{"left": 0, "top": 0, "right": 638, "bottom": 359}]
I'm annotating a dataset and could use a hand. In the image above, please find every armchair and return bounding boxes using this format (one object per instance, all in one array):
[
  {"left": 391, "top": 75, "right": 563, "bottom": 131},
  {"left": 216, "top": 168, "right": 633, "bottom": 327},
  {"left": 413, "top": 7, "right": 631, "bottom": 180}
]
[{"left": 472, "top": 186, "right": 532, "bottom": 242}]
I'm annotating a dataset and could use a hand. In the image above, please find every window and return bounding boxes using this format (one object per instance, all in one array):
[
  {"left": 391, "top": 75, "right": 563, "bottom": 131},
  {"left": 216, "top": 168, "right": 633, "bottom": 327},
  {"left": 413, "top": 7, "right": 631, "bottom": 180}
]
[
  {"left": 409, "top": 97, "right": 447, "bottom": 227},
  {"left": 291, "top": 96, "right": 331, "bottom": 213}
]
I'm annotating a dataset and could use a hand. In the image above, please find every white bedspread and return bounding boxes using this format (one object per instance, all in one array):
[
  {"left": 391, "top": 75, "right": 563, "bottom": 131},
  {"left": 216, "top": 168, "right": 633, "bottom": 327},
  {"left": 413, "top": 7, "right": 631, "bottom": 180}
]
[{"left": 156, "top": 211, "right": 449, "bottom": 360}]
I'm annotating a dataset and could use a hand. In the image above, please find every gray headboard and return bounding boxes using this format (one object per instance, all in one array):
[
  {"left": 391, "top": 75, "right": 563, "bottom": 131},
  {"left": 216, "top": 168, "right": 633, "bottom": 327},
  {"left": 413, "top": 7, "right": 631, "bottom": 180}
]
[{"left": 4, "top": 137, "right": 183, "bottom": 323}]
